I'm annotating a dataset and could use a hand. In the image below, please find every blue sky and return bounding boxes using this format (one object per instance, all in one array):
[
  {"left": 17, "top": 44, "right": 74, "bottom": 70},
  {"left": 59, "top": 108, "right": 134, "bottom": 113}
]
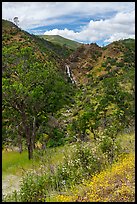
[{"left": 2, "top": 2, "right": 135, "bottom": 46}]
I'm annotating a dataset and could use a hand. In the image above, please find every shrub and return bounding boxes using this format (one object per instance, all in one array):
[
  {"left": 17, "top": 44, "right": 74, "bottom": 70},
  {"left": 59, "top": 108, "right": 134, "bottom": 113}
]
[
  {"left": 5, "top": 140, "right": 122, "bottom": 202},
  {"left": 110, "top": 58, "right": 117, "bottom": 65},
  {"left": 100, "top": 136, "right": 113, "bottom": 153},
  {"left": 9, "top": 142, "right": 104, "bottom": 202},
  {"left": 99, "top": 135, "right": 122, "bottom": 164},
  {"left": 106, "top": 65, "right": 111, "bottom": 71},
  {"left": 17, "top": 170, "right": 51, "bottom": 202},
  {"left": 101, "top": 61, "right": 108, "bottom": 67},
  {"left": 106, "top": 57, "right": 111, "bottom": 62},
  {"left": 54, "top": 142, "right": 104, "bottom": 189},
  {"left": 2, "top": 190, "right": 19, "bottom": 202},
  {"left": 54, "top": 153, "right": 135, "bottom": 202},
  {"left": 116, "top": 61, "right": 124, "bottom": 67},
  {"left": 47, "top": 128, "right": 66, "bottom": 148}
]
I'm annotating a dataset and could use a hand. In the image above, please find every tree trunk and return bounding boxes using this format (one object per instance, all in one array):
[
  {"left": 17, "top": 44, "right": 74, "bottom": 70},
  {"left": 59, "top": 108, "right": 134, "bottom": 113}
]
[
  {"left": 22, "top": 112, "right": 33, "bottom": 160},
  {"left": 26, "top": 127, "right": 33, "bottom": 160},
  {"left": 32, "top": 116, "right": 36, "bottom": 149},
  {"left": 19, "top": 141, "right": 22, "bottom": 154},
  {"left": 28, "top": 137, "right": 33, "bottom": 160},
  {"left": 18, "top": 125, "right": 22, "bottom": 154},
  {"left": 103, "top": 109, "right": 107, "bottom": 129}
]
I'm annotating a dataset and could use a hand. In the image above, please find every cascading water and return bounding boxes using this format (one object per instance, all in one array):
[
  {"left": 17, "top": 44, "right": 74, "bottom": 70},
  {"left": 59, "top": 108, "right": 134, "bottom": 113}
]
[
  {"left": 66, "top": 64, "right": 71, "bottom": 78},
  {"left": 65, "top": 64, "right": 76, "bottom": 84}
]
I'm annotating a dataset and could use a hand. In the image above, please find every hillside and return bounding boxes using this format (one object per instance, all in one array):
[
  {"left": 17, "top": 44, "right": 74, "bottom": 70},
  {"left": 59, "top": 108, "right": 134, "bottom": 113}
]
[
  {"left": 2, "top": 19, "right": 135, "bottom": 202},
  {"left": 59, "top": 38, "right": 135, "bottom": 143},
  {"left": 2, "top": 19, "right": 75, "bottom": 159},
  {"left": 2, "top": 19, "right": 73, "bottom": 63},
  {"left": 66, "top": 39, "right": 135, "bottom": 85},
  {"left": 2, "top": 19, "right": 135, "bottom": 156},
  {"left": 3, "top": 133, "right": 135, "bottom": 202},
  {"left": 39, "top": 34, "right": 81, "bottom": 51},
  {"left": 54, "top": 152, "right": 135, "bottom": 202}
]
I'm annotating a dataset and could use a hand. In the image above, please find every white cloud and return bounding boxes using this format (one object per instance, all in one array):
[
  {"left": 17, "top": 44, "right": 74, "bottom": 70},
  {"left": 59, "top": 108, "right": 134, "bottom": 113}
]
[
  {"left": 104, "top": 33, "right": 135, "bottom": 43},
  {"left": 44, "top": 28, "right": 78, "bottom": 40},
  {"left": 2, "top": 2, "right": 135, "bottom": 44},
  {"left": 44, "top": 10, "right": 135, "bottom": 44},
  {"left": 2, "top": 2, "right": 135, "bottom": 29}
]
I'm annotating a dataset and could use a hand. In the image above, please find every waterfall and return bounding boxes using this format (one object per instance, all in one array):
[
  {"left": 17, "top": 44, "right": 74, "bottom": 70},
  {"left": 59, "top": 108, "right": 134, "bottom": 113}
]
[
  {"left": 65, "top": 64, "right": 76, "bottom": 84},
  {"left": 66, "top": 64, "right": 71, "bottom": 78}
]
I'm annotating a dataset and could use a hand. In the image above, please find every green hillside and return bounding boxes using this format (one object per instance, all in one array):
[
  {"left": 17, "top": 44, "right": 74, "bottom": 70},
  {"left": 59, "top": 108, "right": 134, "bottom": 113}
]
[
  {"left": 2, "top": 19, "right": 135, "bottom": 202},
  {"left": 2, "top": 19, "right": 75, "bottom": 159},
  {"left": 39, "top": 34, "right": 81, "bottom": 50},
  {"left": 66, "top": 39, "right": 135, "bottom": 85}
]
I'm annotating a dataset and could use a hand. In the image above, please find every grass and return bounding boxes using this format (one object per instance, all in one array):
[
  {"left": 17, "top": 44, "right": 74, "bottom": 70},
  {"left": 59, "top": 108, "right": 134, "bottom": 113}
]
[
  {"left": 51, "top": 152, "right": 135, "bottom": 202},
  {"left": 2, "top": 151, "right": 37, "bottom": 177},
  {"left": 39, "top": 35, "right": 81, "bottom": 50},
  {"left": 2, "top": 132, "right": 135, "bottom": 202},
  {"left": 2, "top": 143, "right": 76, "bottom": 178},
  {"left": 117, "top": 131, "right": 135, "bottom": 153},
  {"left": 2, "top": 132, "right": 134, "bottom": 178},
  {"left": 46, "top": 132, "right": 135, "bottom": 202}
]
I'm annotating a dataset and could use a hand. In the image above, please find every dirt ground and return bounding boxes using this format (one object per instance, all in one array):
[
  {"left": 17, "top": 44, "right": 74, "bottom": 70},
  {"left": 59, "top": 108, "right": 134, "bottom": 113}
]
[{"left": 2, "top": 174, "right": 21, "bottom": 196}]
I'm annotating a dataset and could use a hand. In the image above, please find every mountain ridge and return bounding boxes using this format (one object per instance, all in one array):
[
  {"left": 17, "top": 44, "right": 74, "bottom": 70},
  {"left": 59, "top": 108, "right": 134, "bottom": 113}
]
[
  {"left": 66, "top": 38, "right": 135, "bottom": 85},
  {"left": 2, "top": 19, "right": 135, "bottom": 202},
  {"left": 38, "top": 34, "right": 81, "bottom": 50}
]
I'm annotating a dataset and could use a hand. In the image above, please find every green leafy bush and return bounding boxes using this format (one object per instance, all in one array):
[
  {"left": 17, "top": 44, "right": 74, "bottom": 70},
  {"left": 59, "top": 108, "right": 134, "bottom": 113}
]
[
  {"left": 54, "top": 142, "right": 104, "bottom": 189},
  {"left": 99, "top": 135, "right": 122, "bottom": 164},
  {"left": 6, "top": 142, "right": 106, "bottom": 202},
  {"left": 102, "top": 61, "right": 108, "bottom": 67},
  {"left": 47, "top": 128, "right": 66, "bottom": 148},
  {"left": 116, "top": 61, "right": 124, "bottom": 67},
  {"left": 100, "top": 136, "right": 113, "bottom": 153},
  {"left": 110, "top": 58, "right": 116, "bottom": 65},
  {"left": 19, "top": 172, "right": 48, "bottom": 202},
  {"left": 106, "top": 65, "right": 111, "bottom": 71}
]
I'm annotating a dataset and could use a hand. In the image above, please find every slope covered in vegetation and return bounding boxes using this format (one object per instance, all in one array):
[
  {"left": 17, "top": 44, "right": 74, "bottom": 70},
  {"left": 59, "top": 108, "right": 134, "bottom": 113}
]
[
  {"left": 2, "top": 19, "right": 135, "bottom": 202},
  {"left": 55, "top": 153, "right": 135, "bottom": 202},
  {"left": 2, "top": 19, "right": 75, "bottom": 160},
  {"left": 3, "top": 133, "right": 135, "bottom": 202},
  {"left": 39, "top": 34, "right": 81, "bottom": 51},
  {"left": 67, "top": 39, "right": 135, "bottom": 85}
]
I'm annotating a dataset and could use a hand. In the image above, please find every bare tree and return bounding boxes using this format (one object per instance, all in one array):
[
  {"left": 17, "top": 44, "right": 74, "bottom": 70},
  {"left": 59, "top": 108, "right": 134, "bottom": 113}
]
[
  {"left": 8, "top": 18, "right": 12, "bottom": 22},
  {"left": 13, "top": 17, "right": 19, "bottom": 26}
]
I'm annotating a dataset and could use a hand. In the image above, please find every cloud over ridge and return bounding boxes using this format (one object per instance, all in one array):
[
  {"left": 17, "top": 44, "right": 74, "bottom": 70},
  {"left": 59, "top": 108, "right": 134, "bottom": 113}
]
[
  {"left": 44, "top": 10, "right": 135, "bottom": 44},
  {"left": 2, "top": 2, "right": 135, "bottom": 45}
]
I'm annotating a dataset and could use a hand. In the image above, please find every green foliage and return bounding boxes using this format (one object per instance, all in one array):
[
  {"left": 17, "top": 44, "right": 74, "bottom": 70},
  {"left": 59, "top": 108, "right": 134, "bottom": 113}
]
[
  {"left": 110, "top": 58, "right": 117, "bottom": 65},
  {"left": 3, "top": 190, "right": 19, "bottom": 202},
  {"left": 53, "top": 153, "right": 135, "bottom": 202},
  {"left": 101, "top": 61, "right": 108, "bottom": 67},
  {"left": 10, "top": 142, "right": 104, "bottom": 202},
  {"left": 67, "top": 49, "right": 134, "bottom": 143},
  {"left": 100, "top": 136, "right": 113, "bottom": 153},
  {"left": 99, "top": 135, "right": 122, "bottom": 163},
  {"left": 19, "top": 172, "right": 47, "bottom": 202},
  {"left": 2, "top": 19, "right": 135, "bottom": 201},
  {"left": 3, "top": 132, "right": 134, "bottom": 202},
  {"left": 47, "top": 128, "right": 65, "bottom": 147},
  {"left": 106, "top": 65, "right": 111, "bottom": 71},
  {"left": 39, "top": 35, "right": 81, "bottom": 51},
  {"left": 116, "top": 61, "right": 124, "bottom": 67},
  {"left": 2, "top": 37, "right": 74, "bottom": 159},
  {"left": 53, "top": 142, "right": 106, "bottom": 190},
  {"left": 102, "top": 57, "right": 117, "bottom": 66}
]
